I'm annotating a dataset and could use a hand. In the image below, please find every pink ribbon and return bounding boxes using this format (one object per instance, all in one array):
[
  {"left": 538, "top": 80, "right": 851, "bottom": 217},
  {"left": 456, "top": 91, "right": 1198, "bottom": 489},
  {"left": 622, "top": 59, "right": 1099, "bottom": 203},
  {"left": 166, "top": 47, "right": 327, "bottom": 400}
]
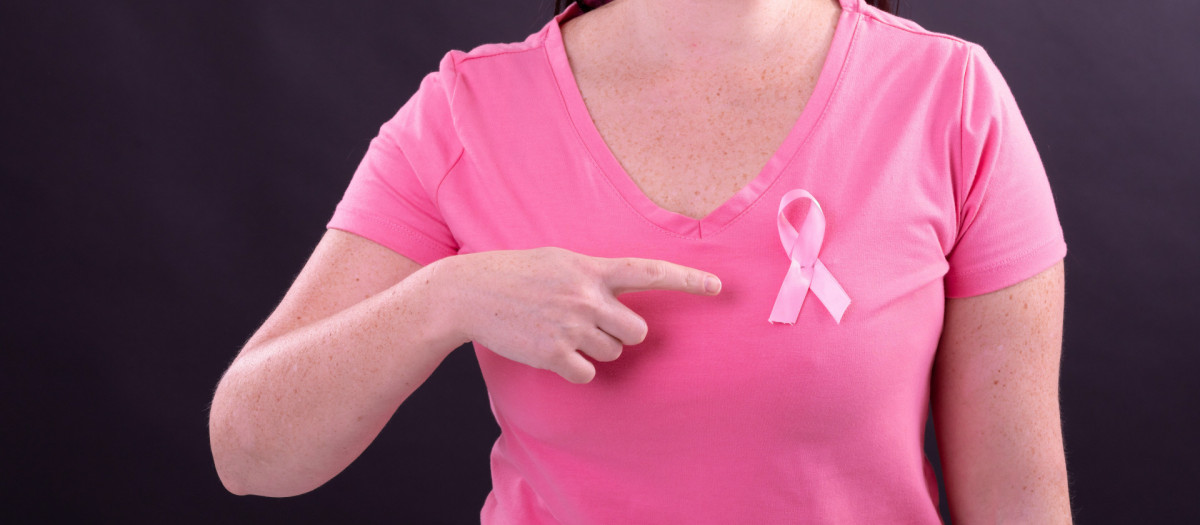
[{"left": 768, "top": 189, "right": 851, "bottom": 325}]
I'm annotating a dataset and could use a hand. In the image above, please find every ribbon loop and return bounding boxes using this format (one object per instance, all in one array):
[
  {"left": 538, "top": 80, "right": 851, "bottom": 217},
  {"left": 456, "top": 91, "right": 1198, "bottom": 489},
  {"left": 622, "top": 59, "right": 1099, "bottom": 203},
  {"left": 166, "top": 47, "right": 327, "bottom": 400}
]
[{"left": 768, "top": 189, "right": 851, "bottom": 325}]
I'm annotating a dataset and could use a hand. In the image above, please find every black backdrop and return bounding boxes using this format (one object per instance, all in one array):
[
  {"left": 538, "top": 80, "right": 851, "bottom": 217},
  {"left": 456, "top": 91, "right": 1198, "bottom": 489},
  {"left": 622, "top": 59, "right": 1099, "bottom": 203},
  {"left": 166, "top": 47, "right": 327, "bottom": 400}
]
[{"left": 3, "top": 0, "right": 1197, "bottom": 523}]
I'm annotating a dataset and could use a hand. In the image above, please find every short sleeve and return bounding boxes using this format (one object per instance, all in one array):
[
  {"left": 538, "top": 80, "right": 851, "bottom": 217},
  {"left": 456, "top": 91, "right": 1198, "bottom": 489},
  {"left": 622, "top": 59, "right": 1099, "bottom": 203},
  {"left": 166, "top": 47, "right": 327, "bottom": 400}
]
[
  {"left": 325, "top": 51, "right": 462, "bottom": 267},
  {"left": 944, "top": 44, "right": 1067, "bottom": 298}
]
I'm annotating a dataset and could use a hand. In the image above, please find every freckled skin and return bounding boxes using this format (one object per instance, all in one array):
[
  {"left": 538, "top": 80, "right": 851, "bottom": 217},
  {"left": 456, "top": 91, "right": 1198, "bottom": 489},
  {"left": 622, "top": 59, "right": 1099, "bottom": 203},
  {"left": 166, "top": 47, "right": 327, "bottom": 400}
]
[
  {"left": 210, "top": 232, "right": 720, "bottom": 497},
  {"left": 209, "top": 230, "right": 466, "bottom": 496},
  {"left": 933, "top": 260, "right": 1073, "bottom": 522},
  {"left": 561, "top": 0, "right": 841, "bottom": 221}
]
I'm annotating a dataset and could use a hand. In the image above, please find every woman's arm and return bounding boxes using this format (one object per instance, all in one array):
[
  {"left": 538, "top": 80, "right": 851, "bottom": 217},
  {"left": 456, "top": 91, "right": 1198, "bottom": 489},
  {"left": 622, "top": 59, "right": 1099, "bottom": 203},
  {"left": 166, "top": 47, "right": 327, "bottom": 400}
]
[
  {"left": 209, "top": 229, "right": 468, "bottom": 497},
  {"left": 209, "top": 229, "right": 717, "bottom": 497},
  {"left": 931, "top": 259, "right": 1073, "bottom": 523}
]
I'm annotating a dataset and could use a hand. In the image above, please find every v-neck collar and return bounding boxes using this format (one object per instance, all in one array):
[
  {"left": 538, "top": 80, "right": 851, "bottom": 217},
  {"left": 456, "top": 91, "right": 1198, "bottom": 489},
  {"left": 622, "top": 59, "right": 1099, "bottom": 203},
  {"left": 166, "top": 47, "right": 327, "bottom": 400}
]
[{"left": 545, "top": 0, "right": 861, "bottom": 239}]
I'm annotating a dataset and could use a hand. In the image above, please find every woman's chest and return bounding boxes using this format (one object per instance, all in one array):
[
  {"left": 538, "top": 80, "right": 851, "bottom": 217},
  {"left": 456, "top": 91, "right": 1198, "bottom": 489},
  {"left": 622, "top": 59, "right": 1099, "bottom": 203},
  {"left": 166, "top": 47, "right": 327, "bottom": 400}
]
[{"left": 571, "top": 64, "right": 824, "bottom": 221}]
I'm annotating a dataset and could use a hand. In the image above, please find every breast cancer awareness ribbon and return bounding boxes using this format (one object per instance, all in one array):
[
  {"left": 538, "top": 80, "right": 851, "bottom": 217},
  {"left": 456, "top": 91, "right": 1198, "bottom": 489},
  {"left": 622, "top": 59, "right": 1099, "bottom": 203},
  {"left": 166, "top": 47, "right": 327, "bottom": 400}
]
[{"left": 768, "top": 189, "right": 851, "bottom": 325}]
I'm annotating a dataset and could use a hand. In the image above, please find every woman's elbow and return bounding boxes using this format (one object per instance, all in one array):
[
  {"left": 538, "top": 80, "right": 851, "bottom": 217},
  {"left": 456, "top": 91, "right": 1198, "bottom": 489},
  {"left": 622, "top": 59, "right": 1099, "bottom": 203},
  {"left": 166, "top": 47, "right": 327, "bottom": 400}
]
[
  {"left": 209, "top": 399, "right": 261, "bottom": 496},
  {"left": 208, "top": 385, "right": 324, "bottom": 498},
  {"left": 209, "top": 418, "right": 325, "bottom": 498}
]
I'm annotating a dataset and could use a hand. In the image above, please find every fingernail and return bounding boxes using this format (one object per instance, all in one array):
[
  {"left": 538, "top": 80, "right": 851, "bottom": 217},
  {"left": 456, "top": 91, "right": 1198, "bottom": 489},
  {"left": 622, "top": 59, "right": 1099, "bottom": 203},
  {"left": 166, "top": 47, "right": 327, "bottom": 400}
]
[{"left": 705, "top": 276, "right": 721, "bottom": 294}]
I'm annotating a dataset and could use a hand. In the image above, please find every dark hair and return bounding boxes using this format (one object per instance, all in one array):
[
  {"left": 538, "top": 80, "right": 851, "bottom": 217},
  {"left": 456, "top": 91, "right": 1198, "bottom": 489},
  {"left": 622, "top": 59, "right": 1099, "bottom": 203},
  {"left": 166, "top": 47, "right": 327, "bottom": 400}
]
[{"left": 554, "top": 0, "right": 900, "bottom": 16}]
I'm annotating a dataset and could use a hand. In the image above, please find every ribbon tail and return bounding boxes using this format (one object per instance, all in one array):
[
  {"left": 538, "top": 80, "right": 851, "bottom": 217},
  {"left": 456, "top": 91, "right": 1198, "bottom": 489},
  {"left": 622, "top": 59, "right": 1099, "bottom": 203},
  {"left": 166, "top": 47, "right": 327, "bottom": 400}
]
[
  {"left": 811, "top": 260, "right": 851, "bottom": 323},
  {"left": 768, "top": 263, "right": 813, "bottom": 324}
]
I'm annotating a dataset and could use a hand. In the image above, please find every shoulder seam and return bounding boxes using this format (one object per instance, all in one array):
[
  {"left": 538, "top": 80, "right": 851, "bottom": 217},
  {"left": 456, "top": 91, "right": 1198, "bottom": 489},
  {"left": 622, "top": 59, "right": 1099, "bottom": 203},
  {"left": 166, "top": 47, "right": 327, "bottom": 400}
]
[
  {"left": 457, "top": 46, "right": 544, "bottom": 64},
  {"left": 454, "top": 33, "right": 548, "bottom": 65},
  {"left": 858, "top": 7, "right": 972, "bottom": 47},
  {"left": 434, "top": 38, "right": 549, "bottom": 208}
]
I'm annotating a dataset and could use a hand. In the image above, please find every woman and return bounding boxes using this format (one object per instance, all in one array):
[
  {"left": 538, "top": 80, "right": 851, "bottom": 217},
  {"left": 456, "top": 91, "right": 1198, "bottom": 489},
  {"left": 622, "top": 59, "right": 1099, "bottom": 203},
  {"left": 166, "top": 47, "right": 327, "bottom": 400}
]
[{"left": 209, "top": 0, "right": 1072, "bottom": 522}]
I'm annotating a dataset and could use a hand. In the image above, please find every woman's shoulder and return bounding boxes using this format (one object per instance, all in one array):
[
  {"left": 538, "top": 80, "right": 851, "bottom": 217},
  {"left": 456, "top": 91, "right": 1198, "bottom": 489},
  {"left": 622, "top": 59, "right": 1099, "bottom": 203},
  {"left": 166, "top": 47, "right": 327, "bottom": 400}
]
[
  {"left": 855, "top": 1, "right": 979, "bottom": 55},
  {"left": 445, "top": 18, "right": 559, "bottom": 69}
]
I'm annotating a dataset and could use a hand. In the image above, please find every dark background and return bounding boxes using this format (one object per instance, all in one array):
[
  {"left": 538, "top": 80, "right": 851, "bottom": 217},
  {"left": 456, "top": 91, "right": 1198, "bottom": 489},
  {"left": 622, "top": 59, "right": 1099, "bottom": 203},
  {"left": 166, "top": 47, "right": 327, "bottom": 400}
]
[{"left": 2, "top": 0, "right": 1196, "bottom": 523}]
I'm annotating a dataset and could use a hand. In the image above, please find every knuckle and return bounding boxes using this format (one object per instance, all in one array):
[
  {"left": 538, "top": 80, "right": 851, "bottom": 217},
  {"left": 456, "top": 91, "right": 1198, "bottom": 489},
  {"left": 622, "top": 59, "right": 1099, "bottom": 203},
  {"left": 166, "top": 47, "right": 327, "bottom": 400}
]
[
  {"left": 569, "top": 286, "right": 601, "bottom": 312},
  {"left": 644, "top": 260, "right": 668, "bottom": 283},
  {"left": 563, "top": 321, "right": 590, "bottom": 343},
  {"left": 540, "top": 246, "right": 572, "bottom": 267},
  {"left": 535, "top": 341, "right": 566, "bottom": 368},
  {"left": 553, "top": 341, "right": 578, "bottom": 366},
  {"left": 540, "top": 352, "right": 566, "bottom": 374},
  {"left": 541, "top": 245, "right": 567, "bottom": 257}
]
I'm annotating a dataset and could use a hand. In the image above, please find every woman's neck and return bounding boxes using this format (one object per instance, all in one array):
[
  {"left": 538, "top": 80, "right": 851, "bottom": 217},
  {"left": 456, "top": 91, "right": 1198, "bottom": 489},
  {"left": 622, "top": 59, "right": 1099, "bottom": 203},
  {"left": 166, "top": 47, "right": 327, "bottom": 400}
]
[{"left": 607, "top": 0, "right": 831, "bottom": 74}]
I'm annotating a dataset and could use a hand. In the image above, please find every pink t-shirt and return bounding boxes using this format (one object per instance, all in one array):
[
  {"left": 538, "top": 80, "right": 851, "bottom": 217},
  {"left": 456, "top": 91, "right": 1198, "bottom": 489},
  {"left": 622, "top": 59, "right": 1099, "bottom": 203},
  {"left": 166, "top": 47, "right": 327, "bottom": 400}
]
[{"left": 326, "top": 0, "right": 1068, "bottom": 522}]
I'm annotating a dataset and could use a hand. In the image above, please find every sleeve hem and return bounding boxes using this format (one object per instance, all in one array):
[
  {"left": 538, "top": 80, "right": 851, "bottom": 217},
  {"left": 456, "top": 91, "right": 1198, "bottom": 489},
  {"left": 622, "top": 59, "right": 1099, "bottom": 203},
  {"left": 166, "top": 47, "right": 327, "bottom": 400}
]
[
  {"left": 944, "top": 236, "right": 1066, "bottom": 298},
  {"left": 325, "top": 206, "right": 458, "bottom": 267}
]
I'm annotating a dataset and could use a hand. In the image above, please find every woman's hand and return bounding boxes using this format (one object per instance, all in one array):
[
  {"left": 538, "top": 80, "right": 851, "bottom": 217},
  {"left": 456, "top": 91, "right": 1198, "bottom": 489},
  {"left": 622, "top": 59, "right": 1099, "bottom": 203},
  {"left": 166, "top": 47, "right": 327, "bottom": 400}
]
[{"left": 441, "top": 246, "right": 722, "bottom": 384}]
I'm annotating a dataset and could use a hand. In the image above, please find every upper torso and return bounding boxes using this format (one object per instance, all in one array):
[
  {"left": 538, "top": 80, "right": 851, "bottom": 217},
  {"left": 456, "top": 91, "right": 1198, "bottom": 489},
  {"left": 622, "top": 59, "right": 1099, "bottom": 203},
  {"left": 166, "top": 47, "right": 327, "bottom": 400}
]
[
  {"left": 325, "top": 0, "right": 1068, "bottom": 521},
  {"left": 464, "top": 2, "right": 953, "bottom": 521}
]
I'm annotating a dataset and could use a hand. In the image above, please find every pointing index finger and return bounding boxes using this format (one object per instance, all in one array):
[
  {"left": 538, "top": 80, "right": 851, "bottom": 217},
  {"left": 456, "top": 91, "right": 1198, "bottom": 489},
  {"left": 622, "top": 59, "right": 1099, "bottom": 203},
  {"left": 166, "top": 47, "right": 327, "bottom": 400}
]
[{"left": 603, "top": 257, "right": 721, "bottom": 296}]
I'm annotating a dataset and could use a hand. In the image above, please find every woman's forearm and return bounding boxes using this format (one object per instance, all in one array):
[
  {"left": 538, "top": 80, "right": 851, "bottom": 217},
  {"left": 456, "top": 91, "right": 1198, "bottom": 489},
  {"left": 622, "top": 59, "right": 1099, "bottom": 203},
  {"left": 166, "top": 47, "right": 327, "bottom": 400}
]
[{"left": 208, "top": 259, "right": 468, "bottom": 497}]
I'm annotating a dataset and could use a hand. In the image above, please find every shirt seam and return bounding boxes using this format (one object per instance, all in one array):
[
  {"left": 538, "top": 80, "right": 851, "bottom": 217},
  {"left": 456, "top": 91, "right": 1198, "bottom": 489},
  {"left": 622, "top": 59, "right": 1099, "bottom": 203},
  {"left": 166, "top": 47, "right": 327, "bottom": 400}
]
[
  {"left": 950, "top": 234, "right": 1061, "bottom": 278},
  {"left": 433, "top": 51, "right": 467, "bottom": 210},
  {"left": 333, "top": 204, "right": 457, "bottom": 257},
  {"left": 458, "top": 48, "right": 542, "bottom": 63},
  {"left": 443, "top": 16, "right": 553, "bottom": 66},
  {"left": 540, "top": 29, "right": 703, "bottom": 242},
  {"left": 716, "top": 4, "right": 864, "bottom": 240},
  {"left": 538, "top": 7, "right": 753, "bottom": 241},
  {"left": 433, "top": 138, "right": 465, "bottom": 210},
  {"left": 955, "top": 43, "right": 975, "bottom": 245},
  {"left": 857, "top": 5, "right": 974, "bottom": 48}
]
